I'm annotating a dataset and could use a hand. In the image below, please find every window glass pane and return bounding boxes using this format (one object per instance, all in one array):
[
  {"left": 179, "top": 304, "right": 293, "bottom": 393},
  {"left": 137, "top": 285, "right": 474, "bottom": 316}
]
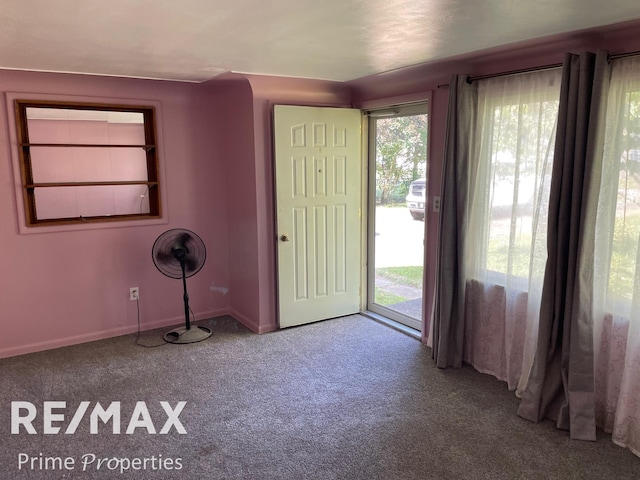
[
  {"left": 369, "top": 109, "right": 428, "bottom": 330},
  {"left": 485, "top": 99, "right": 558, "bottom": 279},
  {"left": 600, "top": 78, "right": 640, "bottom": 313},
  {"left": 26, "top": 109, "right": 145, "bottom": 145},
  {"left": 469, "top": 69, "right": 561, "bottom": 284},
  {"left": 34, "top": 185, "right": 151, "bottom": 220},
  {"left": 30, "top": 146, "right": 149, "bottom": 183}
]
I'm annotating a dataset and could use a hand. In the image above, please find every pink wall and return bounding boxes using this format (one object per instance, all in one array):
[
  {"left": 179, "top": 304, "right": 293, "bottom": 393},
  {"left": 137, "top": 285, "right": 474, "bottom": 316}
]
[
  {"left": 198, "top": 75, "right": 262, "bottom": 331},
  {"left": 0, "top": 70, "right": 232, "bottom": 358}
]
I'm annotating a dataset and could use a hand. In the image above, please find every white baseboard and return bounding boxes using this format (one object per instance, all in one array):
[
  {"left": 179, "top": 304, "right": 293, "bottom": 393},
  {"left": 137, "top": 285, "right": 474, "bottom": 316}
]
[
  {"left": 0, "top": 308, "right": 228, "bottom": 360},
  {"left": 229, "top": 309, "right": 277, "bottom": 333}
]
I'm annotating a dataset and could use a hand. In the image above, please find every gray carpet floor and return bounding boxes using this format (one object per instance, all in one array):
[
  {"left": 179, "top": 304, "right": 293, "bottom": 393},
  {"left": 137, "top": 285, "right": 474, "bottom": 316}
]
[{"left": 1, "top": 315, "right": 639, "bottom": 479}]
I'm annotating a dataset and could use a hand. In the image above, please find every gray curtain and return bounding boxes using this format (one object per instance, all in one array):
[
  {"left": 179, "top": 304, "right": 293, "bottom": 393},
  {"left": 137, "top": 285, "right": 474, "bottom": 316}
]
[
  {"left": 432, "top": 75, "right": 477, "bottom": 368},
  {"left": 517, "top": 51, "right": 610, "bottom": 441}
]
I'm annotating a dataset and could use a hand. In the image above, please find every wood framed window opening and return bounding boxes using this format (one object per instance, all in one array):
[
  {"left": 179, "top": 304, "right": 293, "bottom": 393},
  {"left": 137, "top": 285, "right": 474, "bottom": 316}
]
[{"left": 14, "top": 100, "right": 161, "bottom": 226}]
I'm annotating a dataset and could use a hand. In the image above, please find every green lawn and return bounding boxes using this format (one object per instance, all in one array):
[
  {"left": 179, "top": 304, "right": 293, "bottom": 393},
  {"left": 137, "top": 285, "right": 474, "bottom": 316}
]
[
  {"left": 374, "top": 265, "right": 423, "bottom": 306},
  {"left": 375, "top": 266, "right": 424, "bottom": 288},
  {"left": 484, "top": 211, "right": 640, "bottom": 302},
  {"left": 609, "top": 212, "right": 640, "bottom": 300},
  {"left": 374, "top": 288, "right": 408, "bottom": 305}
]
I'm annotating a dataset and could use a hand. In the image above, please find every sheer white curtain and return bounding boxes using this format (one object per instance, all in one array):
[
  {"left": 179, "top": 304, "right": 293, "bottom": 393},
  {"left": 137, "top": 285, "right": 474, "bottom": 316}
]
[
  {"left": 594, "top": 55, "right": 640, "bottom": 456},
  {"left": 463, "top": 69, "right": 562, "bottom": 391}
]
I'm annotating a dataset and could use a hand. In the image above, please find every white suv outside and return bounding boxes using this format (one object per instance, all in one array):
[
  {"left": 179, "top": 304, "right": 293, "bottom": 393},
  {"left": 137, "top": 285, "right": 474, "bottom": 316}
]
[{"left": 406, "top": 178, "right": 426, "bottom": 220}]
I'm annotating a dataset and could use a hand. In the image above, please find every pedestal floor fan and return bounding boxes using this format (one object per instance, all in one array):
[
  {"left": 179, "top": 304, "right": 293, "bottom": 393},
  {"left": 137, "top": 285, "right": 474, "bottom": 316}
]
[{"left": 152, "top": 228, "right": 211, "bottom": 344}]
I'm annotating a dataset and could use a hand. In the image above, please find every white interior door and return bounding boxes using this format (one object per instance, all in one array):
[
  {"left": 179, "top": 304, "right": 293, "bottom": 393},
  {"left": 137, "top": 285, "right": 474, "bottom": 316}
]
[{"left": 274, "top": 105, "right": 362, "bottom": 328}]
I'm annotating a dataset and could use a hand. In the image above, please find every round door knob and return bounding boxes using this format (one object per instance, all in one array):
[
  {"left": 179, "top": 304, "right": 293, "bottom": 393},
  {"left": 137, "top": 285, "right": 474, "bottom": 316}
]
[{"left": 280, "top": 234, "right": 290, "bottom": 242}]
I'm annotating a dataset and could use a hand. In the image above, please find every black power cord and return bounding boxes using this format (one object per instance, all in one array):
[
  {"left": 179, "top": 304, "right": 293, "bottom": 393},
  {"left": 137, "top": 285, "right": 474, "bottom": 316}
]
[{"left": 134, "top": 297, "right": 167, "bottom": 348}]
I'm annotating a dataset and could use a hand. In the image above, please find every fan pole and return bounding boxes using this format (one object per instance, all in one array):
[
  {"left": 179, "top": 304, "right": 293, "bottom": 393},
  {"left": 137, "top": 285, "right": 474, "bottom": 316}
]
[
  {"left": 162, "top": 257, "right": 212, "bottom": 344},
  {"left": 182, "top": 262, "right": 191, "bottom": 330}
]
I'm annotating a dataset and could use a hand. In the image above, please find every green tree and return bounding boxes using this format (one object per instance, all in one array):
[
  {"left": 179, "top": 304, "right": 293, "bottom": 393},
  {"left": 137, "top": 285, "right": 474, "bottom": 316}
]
[{"left": 375, "top": 114, "right": 428, "bottom": 204}]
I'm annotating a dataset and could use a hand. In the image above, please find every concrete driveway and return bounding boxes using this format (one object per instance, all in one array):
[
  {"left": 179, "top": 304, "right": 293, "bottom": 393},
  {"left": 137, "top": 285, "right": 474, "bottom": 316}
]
[
  {"left": 373, "top": 206, "right": 425, "bottom": 268},
  {"left": 372, "top": 205, "right": 425, "bottom": 321}
]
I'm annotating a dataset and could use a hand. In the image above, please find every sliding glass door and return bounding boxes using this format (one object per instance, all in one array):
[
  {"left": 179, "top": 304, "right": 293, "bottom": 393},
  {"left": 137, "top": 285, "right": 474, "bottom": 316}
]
[{"left": 367, "top": 103, "right": 428, "bottom": 331}]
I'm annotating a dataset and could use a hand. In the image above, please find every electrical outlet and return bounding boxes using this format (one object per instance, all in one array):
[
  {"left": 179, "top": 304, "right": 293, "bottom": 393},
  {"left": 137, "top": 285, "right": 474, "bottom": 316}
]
[{"left": 130, "top": 287, "right": 139, "bottom": 301}]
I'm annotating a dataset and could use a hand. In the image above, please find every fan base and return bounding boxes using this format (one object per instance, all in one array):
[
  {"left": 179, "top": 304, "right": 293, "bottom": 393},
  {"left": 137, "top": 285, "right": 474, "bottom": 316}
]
[{"left": 164, "top": 326, "right": 212, "bottom": 344}]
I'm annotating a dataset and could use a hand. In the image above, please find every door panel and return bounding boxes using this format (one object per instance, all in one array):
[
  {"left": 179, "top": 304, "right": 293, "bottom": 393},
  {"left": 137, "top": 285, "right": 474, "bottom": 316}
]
[{"left": 274, "top": 105, "right": 362, "bottom": 328}]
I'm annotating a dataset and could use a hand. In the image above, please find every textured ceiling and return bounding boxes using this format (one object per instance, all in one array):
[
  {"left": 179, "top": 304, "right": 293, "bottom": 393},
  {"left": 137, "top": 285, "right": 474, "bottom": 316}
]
[{"left": 1, "top": 0, "right": 640, "bottom": 83}]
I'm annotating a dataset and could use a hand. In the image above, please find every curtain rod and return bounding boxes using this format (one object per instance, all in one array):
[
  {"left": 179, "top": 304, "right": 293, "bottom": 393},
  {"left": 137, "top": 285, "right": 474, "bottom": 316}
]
[
  {"left": 436, "top": 49, "right": 640, "bottom": 89},
  {"left": 611, "top": 49, "right": 640, "bottom": 60},
  {"left": 436, "top": 63, "right": 561, "bottom": 89}
]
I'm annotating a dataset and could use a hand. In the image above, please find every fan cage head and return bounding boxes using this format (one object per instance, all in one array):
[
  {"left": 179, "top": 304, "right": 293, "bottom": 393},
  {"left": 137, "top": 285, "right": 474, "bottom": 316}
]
[{"left": 152, "top": 228, "right": 206, "bottom": 279}]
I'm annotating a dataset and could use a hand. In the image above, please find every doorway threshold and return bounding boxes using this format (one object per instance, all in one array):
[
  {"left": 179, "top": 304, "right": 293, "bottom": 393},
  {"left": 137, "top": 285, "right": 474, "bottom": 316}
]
[{"left": 362, "top": 311, "right": 421, "bottom": 340}]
